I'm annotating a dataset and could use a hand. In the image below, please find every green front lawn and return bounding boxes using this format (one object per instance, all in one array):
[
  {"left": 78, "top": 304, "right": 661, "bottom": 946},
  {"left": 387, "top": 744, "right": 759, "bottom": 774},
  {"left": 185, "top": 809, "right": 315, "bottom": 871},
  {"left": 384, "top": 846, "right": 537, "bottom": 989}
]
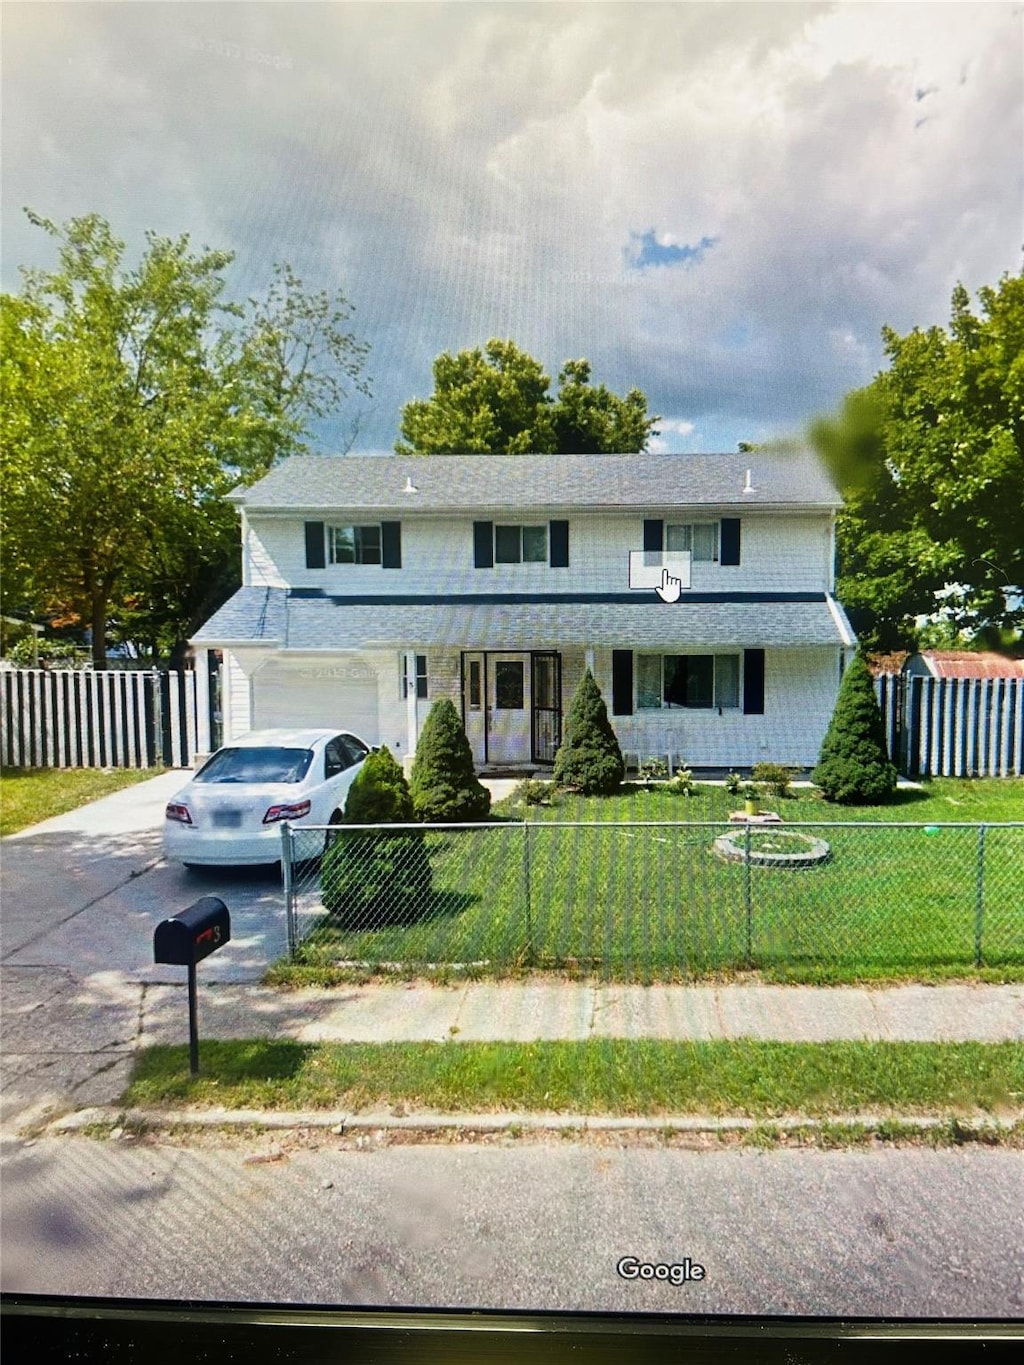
[
  {"left": 509, "top": 775, "right": 1024, "bottom": 826},
  {"left": 0, "top": 765, "right": 164, "bottom": 836},
  {"left": 124, "top": 1038, "right": 1024, "bottom": 1120},
  {"left": 277, "top": 776, "right": 1024, "bottom": 987}
]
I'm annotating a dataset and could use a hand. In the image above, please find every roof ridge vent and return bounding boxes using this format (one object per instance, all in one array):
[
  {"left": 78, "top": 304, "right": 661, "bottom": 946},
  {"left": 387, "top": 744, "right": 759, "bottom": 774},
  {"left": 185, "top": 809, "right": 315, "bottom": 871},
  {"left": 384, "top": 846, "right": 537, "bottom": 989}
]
[{"left": 742, "top": 468, "right": 756, "bottom": 494}]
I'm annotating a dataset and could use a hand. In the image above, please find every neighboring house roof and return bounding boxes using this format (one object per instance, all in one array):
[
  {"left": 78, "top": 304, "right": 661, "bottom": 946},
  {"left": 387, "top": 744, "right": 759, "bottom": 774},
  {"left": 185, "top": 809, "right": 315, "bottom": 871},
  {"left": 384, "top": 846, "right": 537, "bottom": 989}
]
[
  {"left": 904, "top": 651, "right": 1024, "bottom": 680},
  {"left": 230, "top": 451, "right": 841, "bottom": 514},
  {"left": 193, "top": 587, "right": 855, "bottom": 651}
]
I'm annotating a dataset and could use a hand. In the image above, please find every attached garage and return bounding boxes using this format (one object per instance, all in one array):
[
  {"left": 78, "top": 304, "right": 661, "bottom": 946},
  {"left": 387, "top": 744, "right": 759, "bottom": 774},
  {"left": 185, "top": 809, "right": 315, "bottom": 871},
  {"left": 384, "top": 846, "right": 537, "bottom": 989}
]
[{"left": 251, "top": 656, "right": 380, "bottom": 744}]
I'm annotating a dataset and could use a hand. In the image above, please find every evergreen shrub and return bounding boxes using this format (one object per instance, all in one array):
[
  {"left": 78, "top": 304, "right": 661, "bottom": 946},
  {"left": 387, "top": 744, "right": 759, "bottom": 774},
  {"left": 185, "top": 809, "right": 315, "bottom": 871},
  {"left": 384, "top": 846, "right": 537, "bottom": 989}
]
[
  {"left": 409, "top": 699, "right": 491, "bottom": 822},
  {"left": 552, "top": 669, "right": 625, "bottom": 795},
  {"left": 813, "top": 652, "right": 897, "bottom": 804},
  {"left": 321, "top": 745, "right": 432, "bottom": 924}
]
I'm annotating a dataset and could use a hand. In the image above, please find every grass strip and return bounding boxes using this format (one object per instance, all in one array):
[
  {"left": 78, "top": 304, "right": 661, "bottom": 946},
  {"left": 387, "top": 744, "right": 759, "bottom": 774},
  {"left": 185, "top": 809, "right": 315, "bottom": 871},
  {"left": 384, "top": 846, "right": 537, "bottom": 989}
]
[
  {"left": 124, "top": 1039, "right": 1024, "bottom": 1118},
  {"left": 0, "top": 765, "right": 164, "bottom": 836}
]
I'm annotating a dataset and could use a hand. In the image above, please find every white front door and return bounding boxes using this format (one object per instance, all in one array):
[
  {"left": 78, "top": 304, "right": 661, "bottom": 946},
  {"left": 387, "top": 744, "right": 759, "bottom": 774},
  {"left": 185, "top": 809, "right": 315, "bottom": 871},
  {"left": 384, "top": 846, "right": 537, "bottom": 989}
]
[{"left": 487, "top": 653, "right": 531, "bottom": 765}]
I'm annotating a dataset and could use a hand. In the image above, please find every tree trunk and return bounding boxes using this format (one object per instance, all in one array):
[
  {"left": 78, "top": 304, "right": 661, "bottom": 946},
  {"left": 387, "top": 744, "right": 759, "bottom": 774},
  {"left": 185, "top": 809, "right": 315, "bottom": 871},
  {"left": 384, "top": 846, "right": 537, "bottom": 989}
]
[{"left": 90, "top": 592, "right": 108, "bottom": 670}]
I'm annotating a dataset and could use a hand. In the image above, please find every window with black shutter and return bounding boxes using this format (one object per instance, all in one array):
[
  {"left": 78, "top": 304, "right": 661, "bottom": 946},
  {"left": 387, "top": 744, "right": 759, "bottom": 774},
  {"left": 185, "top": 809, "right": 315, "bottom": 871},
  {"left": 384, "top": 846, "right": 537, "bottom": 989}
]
[
  {"left": 549, "top": 520, "right": 569, "bottom": 568},
  {"left": 473, "top": 521, "right": 494, "bottom": 568},
  {"left": 381, "top": 521, "right": 402, "bottom": 569},
  {"left": 304, "top": 521, "right": 325, "bottom": 569},
  {"left": 720, "top": 518, "right": 741, "bottom": 566},
  {"left": 743, "top": 648, "right": 765, "bottom": 714},
  {"left": 612, "top": 650, "right": 634, "bottom": 715}
]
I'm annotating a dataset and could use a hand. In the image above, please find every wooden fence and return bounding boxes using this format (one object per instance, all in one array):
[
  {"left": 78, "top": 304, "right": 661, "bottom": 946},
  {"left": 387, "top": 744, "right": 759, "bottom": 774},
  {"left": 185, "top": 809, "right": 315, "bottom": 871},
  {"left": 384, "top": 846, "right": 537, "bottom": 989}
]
[
  {"left": 0, "top": 668, "right": 199, "bottom": 769},
  {"left": 875, "top": 673, "right": 1023, "bottom": 778}
]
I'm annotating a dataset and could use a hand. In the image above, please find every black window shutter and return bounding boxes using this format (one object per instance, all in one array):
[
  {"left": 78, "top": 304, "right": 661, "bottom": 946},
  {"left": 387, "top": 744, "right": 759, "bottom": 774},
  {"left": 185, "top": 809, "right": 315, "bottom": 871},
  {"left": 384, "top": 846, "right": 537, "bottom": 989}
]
[
  {"left": 473, "top": 521, "right": 494, "bottom": 568},
  {"left": 720, "top": 518, "right": 741, "bottom": 566},
  {"left": 381, "top": 521, "right": 402, "bottom": 569},
  {"left": 549, "top": 520, "right": 569, "bottom": 568},
  {"left": 643, "top": 519, "right": 664, "bottom": 552},
  {"left": 743, "top": 649, "right": 765, "bottom": 715},
  {"left": 304, "top": 521, "right": 325, "bottom": 569},
  {"left": 612, "top": 650, "right": 634, "bottom": 716}
]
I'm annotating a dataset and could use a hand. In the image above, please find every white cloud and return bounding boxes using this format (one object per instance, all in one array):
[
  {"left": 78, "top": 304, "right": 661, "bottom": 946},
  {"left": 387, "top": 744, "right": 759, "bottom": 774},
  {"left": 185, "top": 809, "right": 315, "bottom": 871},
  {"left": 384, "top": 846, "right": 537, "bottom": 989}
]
[{"left": 2, "top": 2, "right": 1020, "bottom": 452}]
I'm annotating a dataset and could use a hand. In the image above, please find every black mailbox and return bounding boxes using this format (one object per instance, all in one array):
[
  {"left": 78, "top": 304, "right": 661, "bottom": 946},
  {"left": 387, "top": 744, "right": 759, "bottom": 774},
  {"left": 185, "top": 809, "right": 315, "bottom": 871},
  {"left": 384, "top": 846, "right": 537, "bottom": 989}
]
[
  {"left": 153, "top": 898, "right": 231, "bottom": 1076},
  {"left": 154, "top": 897, "right": 231, "bottom": 966}
]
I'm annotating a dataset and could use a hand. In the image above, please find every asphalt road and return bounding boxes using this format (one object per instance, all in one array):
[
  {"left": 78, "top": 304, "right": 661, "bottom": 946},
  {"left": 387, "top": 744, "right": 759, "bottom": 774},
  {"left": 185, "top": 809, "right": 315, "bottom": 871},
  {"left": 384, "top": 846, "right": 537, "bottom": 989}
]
[{"left": 2, "top": 1134, "right": 1023, "bottom": 1318}]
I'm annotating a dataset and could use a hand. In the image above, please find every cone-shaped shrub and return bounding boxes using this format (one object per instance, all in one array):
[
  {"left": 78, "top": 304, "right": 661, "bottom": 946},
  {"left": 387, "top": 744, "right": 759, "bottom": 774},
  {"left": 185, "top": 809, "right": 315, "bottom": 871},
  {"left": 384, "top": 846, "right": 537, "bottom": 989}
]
[
  {"left": 321, "top": 745, "right": 431, "bottom": 922},
  {"left": 552, "top": 668, "right": 625, "bottom": 795},
  {"left": 410, "top": 698, "right": 491, "bottom": 822},
  {"left": 813, "top": 651, "right": 897, "bottom": 804},
  {"left": 343, "top": 744, "right": 414, "bottom": 823}
]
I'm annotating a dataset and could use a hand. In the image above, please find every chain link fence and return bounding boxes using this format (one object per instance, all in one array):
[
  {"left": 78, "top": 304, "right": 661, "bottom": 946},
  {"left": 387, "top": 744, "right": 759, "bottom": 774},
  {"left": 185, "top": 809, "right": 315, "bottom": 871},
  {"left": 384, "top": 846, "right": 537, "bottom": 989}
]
[{"left": 281, "top": 821, "right": 1024, "bottom": 982}]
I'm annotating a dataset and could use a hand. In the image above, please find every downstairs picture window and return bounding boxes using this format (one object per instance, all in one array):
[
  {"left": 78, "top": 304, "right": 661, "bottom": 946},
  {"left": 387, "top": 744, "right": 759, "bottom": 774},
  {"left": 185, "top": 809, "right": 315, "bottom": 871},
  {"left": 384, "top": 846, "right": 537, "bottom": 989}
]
[{"left": 636, "top": 654, "right": 740, "bottom": 709}]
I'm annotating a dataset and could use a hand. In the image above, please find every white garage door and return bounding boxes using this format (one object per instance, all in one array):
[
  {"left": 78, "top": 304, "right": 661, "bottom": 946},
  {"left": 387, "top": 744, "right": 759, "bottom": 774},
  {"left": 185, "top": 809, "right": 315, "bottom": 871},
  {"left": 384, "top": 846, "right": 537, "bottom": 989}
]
[{"left": 253, "top": 658, "right": 380, "bottom": 745}]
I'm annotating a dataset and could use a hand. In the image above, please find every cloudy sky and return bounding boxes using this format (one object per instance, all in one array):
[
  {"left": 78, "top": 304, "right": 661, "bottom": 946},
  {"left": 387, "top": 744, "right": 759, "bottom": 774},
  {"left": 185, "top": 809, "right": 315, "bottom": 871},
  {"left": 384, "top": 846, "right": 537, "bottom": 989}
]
[{"left": 2, "top": 1, "right": 1021, "bottom": 454}]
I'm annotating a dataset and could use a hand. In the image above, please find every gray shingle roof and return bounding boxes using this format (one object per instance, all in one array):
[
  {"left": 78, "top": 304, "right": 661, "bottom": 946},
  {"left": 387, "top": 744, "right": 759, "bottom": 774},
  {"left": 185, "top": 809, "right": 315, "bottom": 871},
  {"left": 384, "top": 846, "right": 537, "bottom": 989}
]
[
  {"left": 192, "top": 587, "right": 287, "bottom": 644},
  {"left": 232, "top": 451, "right": 841, "bottom": 513},
  {"left": 193, "top": 588, "right": 853, "bottom": 649}
]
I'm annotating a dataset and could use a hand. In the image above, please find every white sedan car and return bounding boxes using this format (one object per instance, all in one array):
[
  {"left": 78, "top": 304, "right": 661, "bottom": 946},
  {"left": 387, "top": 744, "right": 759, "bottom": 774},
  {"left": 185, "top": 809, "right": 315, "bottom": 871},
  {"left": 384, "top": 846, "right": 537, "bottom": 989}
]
[{"left": 163, "top": 728, "right": 370, "bottom": 867}]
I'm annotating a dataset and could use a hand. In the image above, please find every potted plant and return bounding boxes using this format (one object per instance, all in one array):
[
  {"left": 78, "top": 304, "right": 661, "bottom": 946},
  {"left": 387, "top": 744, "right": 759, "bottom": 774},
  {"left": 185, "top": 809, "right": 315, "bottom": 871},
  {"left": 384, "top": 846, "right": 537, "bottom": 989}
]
[{"left": 742, "top": 781, "right": 761, "bottom": 816}]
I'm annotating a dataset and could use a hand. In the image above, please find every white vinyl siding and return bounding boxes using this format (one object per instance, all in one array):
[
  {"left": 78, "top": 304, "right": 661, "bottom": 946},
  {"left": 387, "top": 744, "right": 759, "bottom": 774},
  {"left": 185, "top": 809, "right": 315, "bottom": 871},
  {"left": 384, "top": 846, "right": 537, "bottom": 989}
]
[{"left": 243, "top": 512, "right": 832, "bottom": 596}]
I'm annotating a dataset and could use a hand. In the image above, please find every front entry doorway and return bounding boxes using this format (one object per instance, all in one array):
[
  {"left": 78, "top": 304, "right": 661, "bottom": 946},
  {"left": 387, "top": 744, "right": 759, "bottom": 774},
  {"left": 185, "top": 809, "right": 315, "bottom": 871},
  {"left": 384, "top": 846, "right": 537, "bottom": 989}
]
[{"left": 461, "top": 651, "right": 562, "bottom": 768}]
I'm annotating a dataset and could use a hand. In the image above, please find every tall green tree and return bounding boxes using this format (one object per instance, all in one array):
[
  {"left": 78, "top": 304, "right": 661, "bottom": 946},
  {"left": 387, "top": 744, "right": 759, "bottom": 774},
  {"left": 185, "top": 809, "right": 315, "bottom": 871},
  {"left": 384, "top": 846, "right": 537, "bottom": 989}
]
[
  {"left": 396, "top": 340, "right": 657, "bottom": 454},
  {"left": 812, "top": 272, "right": 1024, "bottom": 649},
  {"left": 1, "top": 212, "right": 370, "bottom": 666}
]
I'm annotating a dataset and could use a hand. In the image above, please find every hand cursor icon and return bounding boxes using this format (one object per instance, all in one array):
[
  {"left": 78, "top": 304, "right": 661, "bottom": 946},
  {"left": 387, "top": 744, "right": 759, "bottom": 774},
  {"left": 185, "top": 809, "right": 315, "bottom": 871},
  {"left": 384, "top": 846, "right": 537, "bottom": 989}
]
[{"left": 656, "top": 567, "right": 682, "bottom": 603}]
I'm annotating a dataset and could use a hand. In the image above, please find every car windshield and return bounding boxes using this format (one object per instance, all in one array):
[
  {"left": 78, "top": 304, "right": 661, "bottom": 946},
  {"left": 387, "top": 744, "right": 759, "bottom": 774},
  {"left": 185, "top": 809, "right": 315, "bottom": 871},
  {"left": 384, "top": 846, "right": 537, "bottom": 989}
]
[{"left": 193, "top": 746, "right": 314, "bottom": 785}]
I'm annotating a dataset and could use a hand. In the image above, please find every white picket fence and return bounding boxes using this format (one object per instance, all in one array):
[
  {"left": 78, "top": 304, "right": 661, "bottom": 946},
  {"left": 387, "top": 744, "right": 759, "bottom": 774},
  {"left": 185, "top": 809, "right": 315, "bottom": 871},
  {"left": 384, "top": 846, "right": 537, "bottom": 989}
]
[
  {"left": 875, "top": 673, "right": 1023, "bottom": 778},
  {"left": 0, "top": 668, "right": 198, "bottom": 769}
]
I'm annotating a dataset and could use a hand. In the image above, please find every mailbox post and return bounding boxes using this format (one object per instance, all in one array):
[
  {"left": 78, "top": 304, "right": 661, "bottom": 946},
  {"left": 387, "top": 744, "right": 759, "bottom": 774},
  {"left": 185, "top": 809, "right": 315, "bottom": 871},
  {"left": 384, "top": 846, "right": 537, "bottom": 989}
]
[{"left": 153, "top": 897, "right": 231, "bottom": 1076}]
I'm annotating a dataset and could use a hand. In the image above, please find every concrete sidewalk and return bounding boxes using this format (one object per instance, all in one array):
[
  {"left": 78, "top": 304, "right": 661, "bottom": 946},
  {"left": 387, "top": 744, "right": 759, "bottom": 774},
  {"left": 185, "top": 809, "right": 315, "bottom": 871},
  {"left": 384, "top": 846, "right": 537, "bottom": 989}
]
[
  {"left": 139, "top": 977, "right": 1024, "bottom": 1047},
  {"left": 5, "top": 973, "right": 1022, "bottom": 1132}
]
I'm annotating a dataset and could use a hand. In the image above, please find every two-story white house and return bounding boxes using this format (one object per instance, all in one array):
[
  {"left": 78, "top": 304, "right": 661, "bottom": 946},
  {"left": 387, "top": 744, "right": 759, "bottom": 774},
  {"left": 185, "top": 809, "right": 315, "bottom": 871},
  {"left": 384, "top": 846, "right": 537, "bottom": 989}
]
[{"left": 191, "top": 451, "right": 856, "bottom": 772}]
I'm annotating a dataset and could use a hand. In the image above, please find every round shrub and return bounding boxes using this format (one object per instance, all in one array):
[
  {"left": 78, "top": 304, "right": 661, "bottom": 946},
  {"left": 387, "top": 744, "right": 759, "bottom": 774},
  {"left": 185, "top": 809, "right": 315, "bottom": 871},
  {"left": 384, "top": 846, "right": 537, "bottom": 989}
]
[
  {"left": 751, "top": 762, "right": 794, "bottom": 800},
  {"left": 344, "top": 744, "right": 413, "bottom": 823},
  {"left": 321, "top": 744, "right": 432, "bottom": 925}
]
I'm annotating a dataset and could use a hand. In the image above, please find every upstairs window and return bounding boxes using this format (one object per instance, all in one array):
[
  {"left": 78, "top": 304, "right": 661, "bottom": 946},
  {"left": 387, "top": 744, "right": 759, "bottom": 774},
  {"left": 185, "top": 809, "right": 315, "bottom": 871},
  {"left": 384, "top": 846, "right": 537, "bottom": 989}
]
[
  {"left": 495, "top": 524, "right": 548, "bottom": 564},
  {"left": 665, "top": 521, "right": 719, "bottom": 562},
  {"left": 328, "top": 524, "right": 381, "bottom": 565}
]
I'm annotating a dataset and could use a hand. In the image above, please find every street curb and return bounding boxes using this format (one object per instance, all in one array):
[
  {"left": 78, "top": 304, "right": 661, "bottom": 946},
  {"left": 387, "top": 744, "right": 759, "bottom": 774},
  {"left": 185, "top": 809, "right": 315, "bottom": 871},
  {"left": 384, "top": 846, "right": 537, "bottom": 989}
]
[{"left": 45, "top": 1105, "right": 1024, "bottom": 1138}]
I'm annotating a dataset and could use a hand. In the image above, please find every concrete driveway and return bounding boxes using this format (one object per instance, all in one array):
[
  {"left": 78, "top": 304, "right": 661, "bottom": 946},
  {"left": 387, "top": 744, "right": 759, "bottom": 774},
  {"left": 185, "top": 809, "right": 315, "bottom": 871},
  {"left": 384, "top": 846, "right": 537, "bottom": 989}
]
[
  {"left": 0, "top": 770, "right": 292, "bottom": 1127},
  {"left": 1, "top": 770, "right": 290, "bottom": 982}
]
